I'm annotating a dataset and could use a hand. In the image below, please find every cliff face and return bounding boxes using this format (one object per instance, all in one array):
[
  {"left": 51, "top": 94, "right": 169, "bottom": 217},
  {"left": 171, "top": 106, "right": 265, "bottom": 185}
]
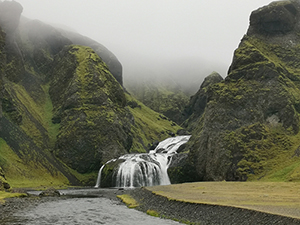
[
  {"left": 49, "top": 45, "right": 131, "bottom": 173},
  {"left": 184, "top": 0, "right": 300, "bottom": 181},
  {"left": 58, "top": 29, "right": 123, "bottom": 86},
  {"left": 0, "top": 1, "right": 181, "bottom": 187}
]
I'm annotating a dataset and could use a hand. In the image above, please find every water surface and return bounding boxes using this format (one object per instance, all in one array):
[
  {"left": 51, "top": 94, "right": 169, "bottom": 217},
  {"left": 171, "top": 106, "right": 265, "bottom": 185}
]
[{"left": 6, "top": 189, "right": 182, "bottom": 225}]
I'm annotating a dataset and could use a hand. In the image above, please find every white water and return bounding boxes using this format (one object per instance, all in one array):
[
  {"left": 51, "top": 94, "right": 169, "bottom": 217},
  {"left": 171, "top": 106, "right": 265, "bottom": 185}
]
[
  {"left": 95, "top": 135, "right": 191, "bottom": 188},
  {"left": 94, "top": 159, "right": 116, "bottom": 188}
]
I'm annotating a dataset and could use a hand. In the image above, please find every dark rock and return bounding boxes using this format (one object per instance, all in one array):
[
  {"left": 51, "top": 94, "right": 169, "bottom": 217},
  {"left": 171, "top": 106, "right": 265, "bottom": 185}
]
[
  {"left": 49, "top": 45, "right": 132, "bottom": 173},
  {"left": 176, "top": 129, "right": 190, "bottom": 136},
  {"left": 58, "top": 29, "right": 123, "bottom": 86},
  {"left": 0, "top": 1, "right": 23, "bottom": 34},
  {"left": 127, "top": 100, "right": 141, "bottom": 109},
  {"left": 248, "top": 1, "right": 298, "bottom": 35},
  {"left": 39, "top": 188, "right": 60, "bottom": 197},
  {"left": 182, "top": 71, "right": 223, "bottom": 130},
  {"left": 0, "top": 167, "right": 10, "bottom": 190},
  {"left": 148, "top": 141, "right": 159, "bottom": 151},
  {"left": 0, "top": 1, "right": 25, "bottom": 83}
]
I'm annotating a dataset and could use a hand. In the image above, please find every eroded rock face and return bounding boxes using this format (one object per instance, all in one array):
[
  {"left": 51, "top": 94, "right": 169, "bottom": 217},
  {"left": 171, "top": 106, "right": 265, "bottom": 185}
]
[
  {"left": 50, "top": 45, "right": 133, "bottom": 173},
  {"left": 0, "top": 167, "right": 10, "bottom": 190},
  {"left": 248, "top": 1, "right": 298, "bottom": 35},
  {"left": 182, "top": 71, "right": 223, "bottom": 130},
  {"left": 184, "top": 0, "right": 300, "bottom": 181},
  {"left": 59, "top": 29, "right": 123, "bottom": 86},
  {"left": 0, "top": 1, "right": 23, "bottom": 34},
  {"left": 0, "top": 0, "right": 24, "bottom": 83}
]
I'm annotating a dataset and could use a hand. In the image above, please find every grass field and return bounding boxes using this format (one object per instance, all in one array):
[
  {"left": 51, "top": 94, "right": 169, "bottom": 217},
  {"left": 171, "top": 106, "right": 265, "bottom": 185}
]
[{"left": 146, "top": 182, "right": 300, "bottom": 219}]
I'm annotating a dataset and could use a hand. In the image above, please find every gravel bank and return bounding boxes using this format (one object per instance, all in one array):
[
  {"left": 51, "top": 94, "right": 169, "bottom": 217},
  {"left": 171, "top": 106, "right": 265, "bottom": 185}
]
[
  {"left": 130, "top": 187, "right": 300, "bottom": 225},
  {"left": 2, "top": 187, "right": 300, "bottom": 225}
]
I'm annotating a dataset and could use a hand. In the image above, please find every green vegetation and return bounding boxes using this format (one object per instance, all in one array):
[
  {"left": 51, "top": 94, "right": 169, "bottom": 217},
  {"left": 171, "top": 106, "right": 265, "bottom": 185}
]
[
  {"left": 126, "top": 81, "right": 189, "bottom": 124},
  {"left": 0, "top": 138, "right": 69, "bottom": 188},
  {"left": 0, "top": 192, "right": 27, "bottom": 204},
  {"left": 146, "top": 209, "right": 160, "bottom": 217},
  {"left": 224, "top": 123, "right": 300, "bottom": 181},
  {"left": 126, "top": 93, "right": 182, "bottom": 153},
  {"left": 117, "top": 194, "right": 139, "bottom": 208}
]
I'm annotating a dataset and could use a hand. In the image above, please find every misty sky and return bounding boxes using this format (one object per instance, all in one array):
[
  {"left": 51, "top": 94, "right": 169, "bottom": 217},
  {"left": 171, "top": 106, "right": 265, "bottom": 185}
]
[{"left": 16, "top": 0, "right": 273, "bottom": 90}]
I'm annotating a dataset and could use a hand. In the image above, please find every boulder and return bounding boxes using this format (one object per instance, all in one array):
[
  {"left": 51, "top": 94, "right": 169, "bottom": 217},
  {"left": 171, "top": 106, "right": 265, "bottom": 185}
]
[{"left": 39, "top": 188, "right": 60, "bottom": 197}]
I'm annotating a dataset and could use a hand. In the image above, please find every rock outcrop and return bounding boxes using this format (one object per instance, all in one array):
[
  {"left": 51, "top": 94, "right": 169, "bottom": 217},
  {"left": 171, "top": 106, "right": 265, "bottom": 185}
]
[
  {"left": 0, "top": 166, "right": 10, "bottom": 190},
  {"left": 0, "top": 1, "right": 25, "bottom": 83},
  {"left": 182, "top": 71, "right": 223, "bottom": 130},
  {"left": 183, "top": 0, "right": 300, "bottom": 181},
  {"left": 58, "top": 29, "right": 123, "bottom": 86},
  {"left": 49, "top": 45, "right": 132, "bottom": 173}
]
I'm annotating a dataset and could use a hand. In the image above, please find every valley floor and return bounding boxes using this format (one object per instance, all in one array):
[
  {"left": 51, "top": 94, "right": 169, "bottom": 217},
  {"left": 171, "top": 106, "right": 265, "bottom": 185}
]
[
  {"left": 1, "top": 182, "right": 300, "bottom": 224},
  {"left": 129, "top": 182, "right": 300, "bottom": 224}
]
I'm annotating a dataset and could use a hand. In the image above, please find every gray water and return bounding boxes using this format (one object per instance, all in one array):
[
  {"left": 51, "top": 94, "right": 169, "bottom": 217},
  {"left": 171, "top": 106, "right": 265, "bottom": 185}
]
[{"left": 5, "top": 189, "right": 182, "bottom": 225}]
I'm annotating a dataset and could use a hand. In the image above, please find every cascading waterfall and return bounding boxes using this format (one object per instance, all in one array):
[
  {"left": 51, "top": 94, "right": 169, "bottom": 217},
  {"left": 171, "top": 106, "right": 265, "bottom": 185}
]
[{"left": 95, "top": 135, "right": 191, "bottom": 188}]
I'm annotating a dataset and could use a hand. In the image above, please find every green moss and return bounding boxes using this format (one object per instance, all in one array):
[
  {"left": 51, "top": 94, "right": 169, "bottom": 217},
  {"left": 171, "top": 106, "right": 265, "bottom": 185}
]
[
  {"left": 117, "top": 194, "right": 139, "bottom": 208},
  {"left": 147, "top": 209, "right": 160, "bottom": 217},
  {"left": 0, "top": 138, "right": 69, "bottom": 188},
  {"left": 0, "top": 192, "right": 27, "bottom": 204},
  {"left": 224, "top": 123, "right": 300, "bottom": 181},
  {"left": 126, "top": 93, "right": 182, "bottom": 153},
  {"left": 41, "top": 84, "right": 60, "bottom": 146}
]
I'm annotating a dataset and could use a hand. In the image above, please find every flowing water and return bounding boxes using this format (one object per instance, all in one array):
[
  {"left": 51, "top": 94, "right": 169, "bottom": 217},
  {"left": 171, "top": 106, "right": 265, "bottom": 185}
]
[
  {"left": 95, "top": 135, "right": 191, "bottom": 188},
  {"left": 3, "top": 189, "right": 181, "bottom": 225}
]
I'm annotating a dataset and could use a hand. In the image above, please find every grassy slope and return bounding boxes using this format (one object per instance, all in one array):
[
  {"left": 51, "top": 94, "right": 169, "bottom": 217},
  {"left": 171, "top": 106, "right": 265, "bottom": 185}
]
[
  {"left": 126, "top": 93, "right": 182, "bottom": 152},
  {"left": 146, "top": 182, "right": 300, "bottom": 219}
]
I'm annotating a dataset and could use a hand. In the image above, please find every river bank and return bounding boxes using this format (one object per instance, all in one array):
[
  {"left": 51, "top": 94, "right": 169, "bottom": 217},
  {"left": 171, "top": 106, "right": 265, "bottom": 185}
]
[
  {"left": 130, "top": 187, "right": 300, "bottom": 225},
  {"left": 1, "top": 183, "right": 300, "bottom": 224}
]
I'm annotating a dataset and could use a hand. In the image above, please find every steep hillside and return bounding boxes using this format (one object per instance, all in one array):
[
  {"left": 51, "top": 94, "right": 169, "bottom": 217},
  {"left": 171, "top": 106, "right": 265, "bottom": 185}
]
[
  {"left": 182, "top": 0, "right": 300, "bottom": 182},
  {"left": 0, "top": 1, "right": 181, "bottom": 188},
  {"left": 126, "top": 78, "right": 189, "bottom": 125}
]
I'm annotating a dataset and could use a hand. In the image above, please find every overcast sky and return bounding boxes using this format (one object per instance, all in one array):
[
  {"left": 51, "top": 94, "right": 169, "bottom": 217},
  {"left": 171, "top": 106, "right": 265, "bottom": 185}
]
[{"left": 16, "top": 0, "right": 273, "bottom": 90}]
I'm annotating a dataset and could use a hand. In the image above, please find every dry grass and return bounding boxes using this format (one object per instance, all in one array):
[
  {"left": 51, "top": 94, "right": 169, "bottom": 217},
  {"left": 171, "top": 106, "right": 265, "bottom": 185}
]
[{"left": 146, "top": 182, "right": 300, "bottom": 219}]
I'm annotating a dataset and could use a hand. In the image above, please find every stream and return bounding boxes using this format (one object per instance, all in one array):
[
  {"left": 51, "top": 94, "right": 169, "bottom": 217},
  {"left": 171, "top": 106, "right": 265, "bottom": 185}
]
[{"left": 2, "top": 188, "right": 181, "bottom": 225}]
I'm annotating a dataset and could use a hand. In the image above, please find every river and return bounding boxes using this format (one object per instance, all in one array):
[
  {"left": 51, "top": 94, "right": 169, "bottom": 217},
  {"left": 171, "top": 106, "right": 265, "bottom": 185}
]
[{"left": 2, "top": 188, "right": 182, "bottom": 225}]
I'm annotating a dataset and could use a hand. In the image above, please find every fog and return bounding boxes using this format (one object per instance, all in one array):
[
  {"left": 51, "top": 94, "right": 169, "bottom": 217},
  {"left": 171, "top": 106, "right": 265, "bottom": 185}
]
[{"left": 16, "top": 0, "right": 273, "bottom": 92}]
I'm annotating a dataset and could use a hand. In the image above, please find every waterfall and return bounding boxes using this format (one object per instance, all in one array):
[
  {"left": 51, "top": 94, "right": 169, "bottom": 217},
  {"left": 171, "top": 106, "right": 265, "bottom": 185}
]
[
  {"left": 95, "top": 135, "right": 191, "bottom": 188},
  {"left": 94, "top": 159, "right": 116, "bottom": 188}
]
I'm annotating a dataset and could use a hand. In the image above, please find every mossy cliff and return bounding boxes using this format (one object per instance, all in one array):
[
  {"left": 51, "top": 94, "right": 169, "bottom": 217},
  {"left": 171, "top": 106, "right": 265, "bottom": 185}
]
[
  {"left": 58, "top": 29, "right": 123, "bottom": 86},
  {"left": 49, "top": 45, "right": 130, "bottom": 173},
  {"left": 183, "top": 0, "right": 300, "bottom": 181},
  {"left": 0, "top": 1, "right": 181, "bottom": 187}
]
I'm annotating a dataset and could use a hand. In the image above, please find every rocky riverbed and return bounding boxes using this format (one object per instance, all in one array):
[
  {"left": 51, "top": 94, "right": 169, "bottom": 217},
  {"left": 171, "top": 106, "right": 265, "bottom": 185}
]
[{"left": 1, "top": 187, "right": 300, "bottom": 224}]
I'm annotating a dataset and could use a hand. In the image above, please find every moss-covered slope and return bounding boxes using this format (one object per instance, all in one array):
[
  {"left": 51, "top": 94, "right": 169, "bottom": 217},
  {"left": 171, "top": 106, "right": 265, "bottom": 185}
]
[
  {"left": 0, "top": 1, "right": 182, "bottom": 187},
  {"left": 184, "top": 0, "right": 300, "bottom": 182},
  {"left": 49, "top": 45, "right": 182, "bottom": 174},
  {"left": 126, "top": 80, "right": 189, "bottom": 125}
]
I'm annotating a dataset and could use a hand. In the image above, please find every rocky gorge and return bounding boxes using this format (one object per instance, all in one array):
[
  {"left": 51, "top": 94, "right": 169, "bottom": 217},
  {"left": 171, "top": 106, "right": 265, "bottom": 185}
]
[{"left": 0, "top": 0, "right": 300, "bottom": 199}]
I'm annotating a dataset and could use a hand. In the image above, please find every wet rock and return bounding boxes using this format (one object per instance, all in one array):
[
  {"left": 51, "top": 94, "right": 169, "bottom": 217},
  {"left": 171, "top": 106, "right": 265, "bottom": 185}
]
[{"left": 39, "top": 188, "right": 60, "bottom": 197}]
